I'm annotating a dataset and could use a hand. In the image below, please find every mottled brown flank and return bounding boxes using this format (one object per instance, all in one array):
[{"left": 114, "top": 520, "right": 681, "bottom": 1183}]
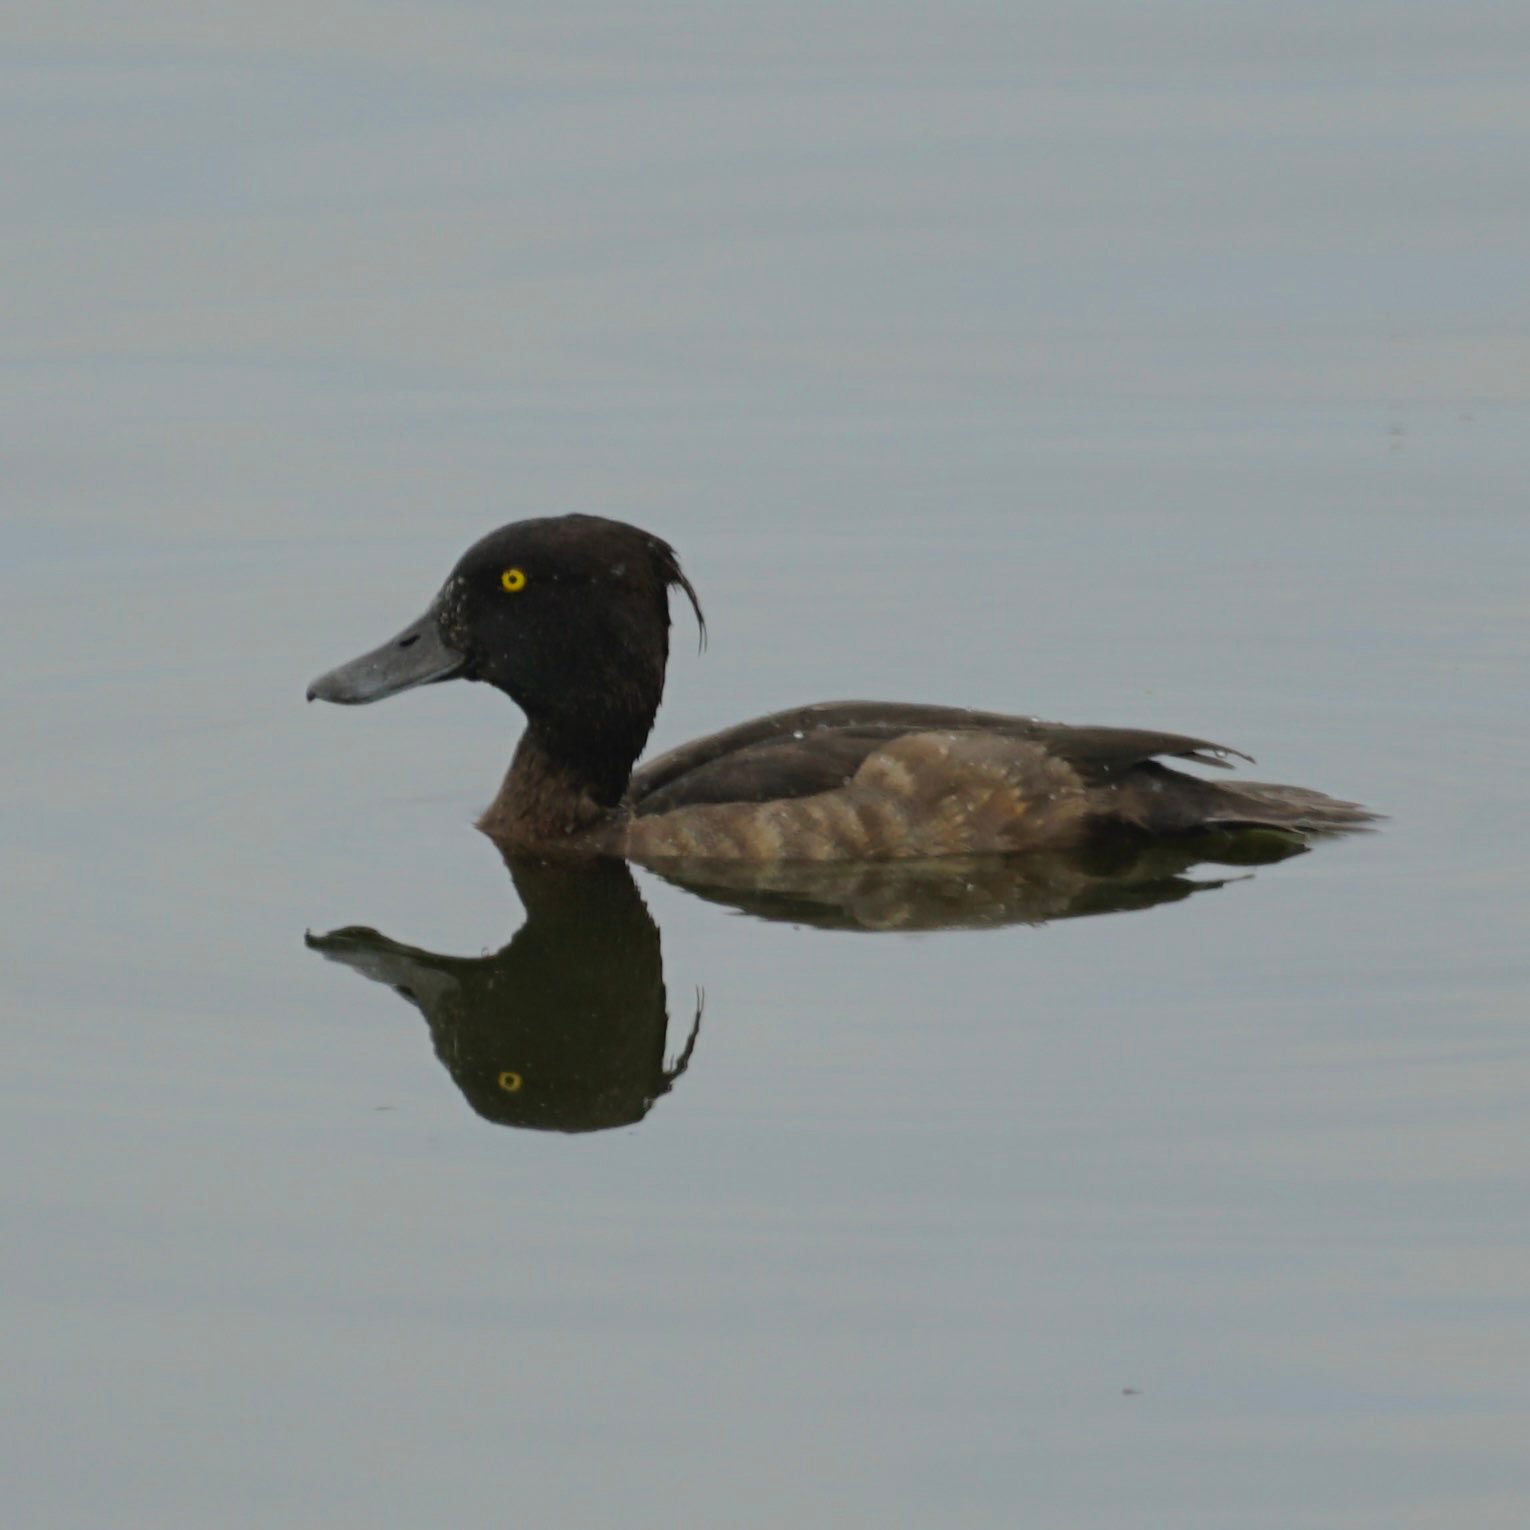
[{"left": 621, "top": 732, "right": 1093, "bottom": 862}]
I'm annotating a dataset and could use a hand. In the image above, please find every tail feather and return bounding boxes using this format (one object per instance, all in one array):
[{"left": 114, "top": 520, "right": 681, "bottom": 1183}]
[
  {"left": 1104, "top": 762, "right": 1378, "bottom": 836},
  {"left": 1200, "top": 779, "right": 1378, "bottom": 832}
]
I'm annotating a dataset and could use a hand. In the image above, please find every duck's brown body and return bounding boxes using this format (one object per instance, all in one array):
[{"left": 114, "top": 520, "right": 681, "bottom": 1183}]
[
  {"left": 309, "top": 516, "right": 1373, "bottom": 861},
  {"left": 477, "top": 700, "right": 1370, "bottom": 862},
  {"left": 480, "top": 723, "right": 1091, "bottom": 859}
]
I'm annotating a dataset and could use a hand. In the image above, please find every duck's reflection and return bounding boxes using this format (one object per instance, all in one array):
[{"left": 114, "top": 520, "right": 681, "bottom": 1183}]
[
  {"left": 308, "top": 859, "right": 700, "bottom": 1133},
  {"left": 309, "top": 829, "right": 1305, "bottom": 1132},
  {"left": 646, "top": 826, "right": 1307, "bottom": 932}
]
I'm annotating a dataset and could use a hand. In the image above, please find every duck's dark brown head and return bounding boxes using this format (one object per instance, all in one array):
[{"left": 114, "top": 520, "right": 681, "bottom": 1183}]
[{"left": 308, "top": 515, "right": 704, "bottom": 806}]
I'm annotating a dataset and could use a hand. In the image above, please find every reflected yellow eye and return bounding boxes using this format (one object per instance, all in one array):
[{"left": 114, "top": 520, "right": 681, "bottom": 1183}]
[{"left": 500, "top": 568, "right": 528, "bottom": 593}]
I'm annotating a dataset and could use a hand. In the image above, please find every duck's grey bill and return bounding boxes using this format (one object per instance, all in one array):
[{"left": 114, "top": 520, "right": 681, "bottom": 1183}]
[{"left": 306, "top": 610, "right": 465, "bottom": 704}]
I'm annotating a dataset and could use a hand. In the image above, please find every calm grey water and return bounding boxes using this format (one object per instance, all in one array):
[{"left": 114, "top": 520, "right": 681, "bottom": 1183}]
[{"left": 5, "top": 5, "right": 1530, "bottom": 1527}]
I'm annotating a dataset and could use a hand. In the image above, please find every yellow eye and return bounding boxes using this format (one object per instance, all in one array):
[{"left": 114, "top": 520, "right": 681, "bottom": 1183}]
[
  {"left": 500, "top": 567, "right": 527, "bottom": 593},
  {"left": 497, "top": 1070, "right": 523, "bottom": 1093}
]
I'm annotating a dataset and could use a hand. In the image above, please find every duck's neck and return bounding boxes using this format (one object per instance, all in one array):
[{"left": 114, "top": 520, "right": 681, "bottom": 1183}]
[{"left": 477, "top": 717, "right": 647, "bottom": 849}]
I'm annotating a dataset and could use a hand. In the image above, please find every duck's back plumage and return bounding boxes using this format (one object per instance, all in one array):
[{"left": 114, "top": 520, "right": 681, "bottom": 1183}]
[{"left": 630, "top": 701, "right": 1246, "bottom": 808}]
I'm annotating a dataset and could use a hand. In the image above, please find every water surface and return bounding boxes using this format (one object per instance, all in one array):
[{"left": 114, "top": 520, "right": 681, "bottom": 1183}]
[{"left": 4, "top": 5, "right": 1529, "bottom": 1527}]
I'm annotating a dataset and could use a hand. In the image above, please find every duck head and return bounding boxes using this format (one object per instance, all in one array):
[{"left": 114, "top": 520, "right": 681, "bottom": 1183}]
[{"left": 308, "top": 514, "right": 704, "bottom": 808}]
